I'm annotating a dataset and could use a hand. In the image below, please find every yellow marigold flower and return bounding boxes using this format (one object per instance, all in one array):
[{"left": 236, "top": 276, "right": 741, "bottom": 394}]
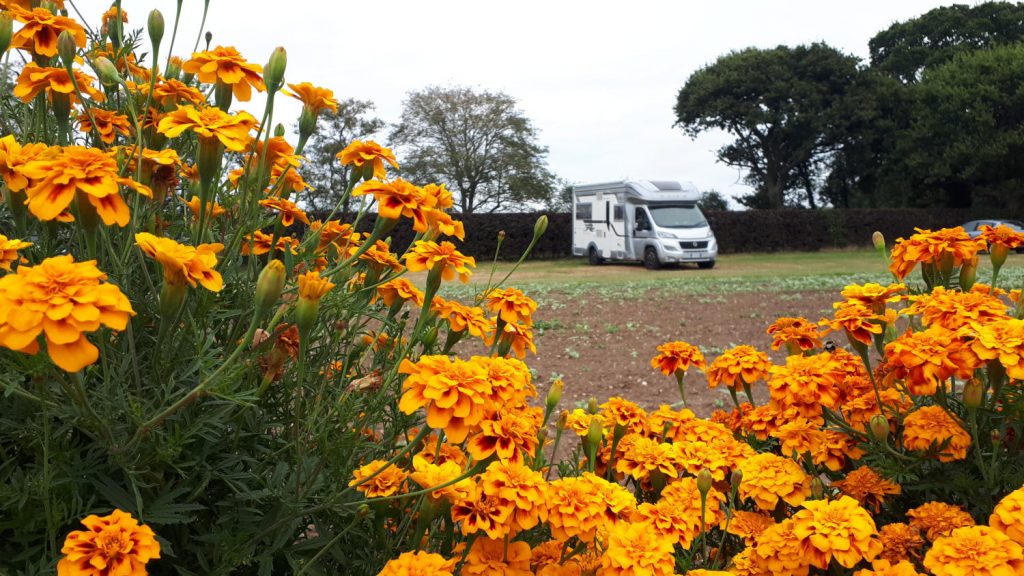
[
  {"left": 408, "top": 454, "right": 472, "bottom": 504},
  {"left": 853, "top": 559, "right": 926, "bottom": 576},
  {"left": 790, "top": 495, "right": 882, "bottom": 569},
  {"left": 135, "top": 233, "right": 223, "bottom": 291},
  {"left": 771, "top": 416, "right": 825, "bottom": 460},
  {"left": 646, "top": 403, "right": 696, "bottom": 436},
  {"left": 0, "top": 234, "right": 32, "bottom": 271},
  {"left": 403, "top": 240, "right": 475, "bottom": 283},
  {"left": 600, "top": 521, "right": 676, "bottom": 576},
  {"left": 877, "top": 523, "right": 925, "bottom": 563},
  {"left": 432, "top": 297, "right": 489, "bottom": 337},
  {"left": 0, "top": 255, "right": 134, "bottom": 372},
  {"left": 923, "top": 525, "right": 1024, "bottom": 576},
  {"left": 139, "top": 77, "right": 207, "bottom": 107},
  {"left": 767, "top": 316, "right": 823, "bottom": 352},
  {"left": 466, "top": 405, "right": 539, "bottom": 465},
  {"left": 903, "top": 285, "right": 1008, "bottom": 331},
  {"left": 18, "top": 145, "right": 151, "bottom": 226},
  {"left": 284, "top": 82, "right": 338, "bottom": 114},
  {"left": 545, "top": 472, "right": 635, "bottom": 541},
  {"left": 841, "top": 282, "right": 906, "bottom": 312},
  {"left": 889, "top": 227, "right": 986, "bottom": 280},
  {"left": 707, "top": 344, "right": 771, "bottom": 389},
  {"left": 424, "top": 208, "right": 465, "bottom": 240},
  {"left": 728, "top": 510, "right": 776, "bottom": 546},
  {"left": 687, "top": 571, "right": 734, "bottom": 576},
  {"left": 485, "top": 287, "right": 537, "bottom": 325},
  {"left": 374, "top": 278, "right": 424, "bottom": 308},
  {"left": 57, "top": 509, "right": 160, "bottom": 576},
  {"left": 77, "top": 108, "right": 132, "bottom": 144},
  {"left": 821, "top": 300, "right": 883, "bottom": 347},
  {"left": 353, "top": 179, "right": 434, "bottom": 231},
  {"left": 738, "top": 452, "right": 811, "bottom": 511},
  {"left": 902, "top": 405, "right": 971, "bottom": 462},
  {"left": 182, "top": 46, "right": 265, "bottom": 101},
  {"left": 833, "top": 466, "right": 902, "bottom": 513},
  {"left": 158, "top": 105, "right": 257, "bottom": 152},
  {"left": 461, "top": 537, "right": 531, "bottom": 576},
  {"left": 338, "top": 139, "right": 399, "bottom": 180},
  {"left": 990, "top": 486, "right": 1024, "bottom": 545},
  {"left": 600, "top": 396, "right": 648, "bottom": 434},
  {"left": 451, "top": 484, "right": 513, "bottom": 539},
  {"left": 13, "top": 63, "right": 105, "bottom": 104},
  {"left": 842, "top": 387, "right": 912, "bottom": 433},
  {"left": 673, "top": 438, "right": 734, "bottom": 481},
  {"left": 907, "top": 501, "right": 976, "bottom": 541},
  {"left": 980, "top": 224, "right": 1024, "bottom": 250},
  {"left": 884, "top": 326, "right": 974, "bottom": 396},
  {"left": 349, "top": 240, "right": 403, "bottom": 272},
  {"left": 958, "top": 318, "right": 1024, "bottom": 380},
  {"left": 241, "top": 231, "right": 299, "bottom": 256},
  {"left": 479, "top": 460, "right": 546, "bottom": 532},
  {"left": 297, "top": 270, "right": 334, "bottom": 302},
  {"left": 660, "top": 476, "right": 726, "bottom": 535},
  {"left": 347, "top": 459, "right": 407, "bottom": 498},
  {"left": 815, "top": 429, "right": 865, "bottom": 472},
  {"left": 311, "top": 220, "right": 361, "bottom": 253},
  {"left": 651, "top": 340, "right": 706, "bottom": 375},
  {"left": 0, "top": 135, "right": 55, "bottom": 192},
  {"left": 180, "top": 195, "right": 226, "bottom": 221},
  {"left": 423, "top": 183, "right": 454, "bottom": 210},
  {"left": 767, "top": 352, "right": 843, "bottom": 419},
  {"left": 751, "top": 518, "right": 811, "bottom": 576},
  {"left": 258, "top": 197, "right": 309, "bottom": 227},
  {"left": 564, "top": 408, "right": 596, "bottom": 437},
  {"left": 615, "top": 435, "right": 682, "bottom": 481},
  {"left": 9, "top": 5, "right": 85, "bottom": 57},
  {"left": 398, "top": 355, "right": 491, "bottom": 443},
  {"left": 486, "top": 317, "right": 536, "bottom": 358},
  {"left": 474, "top": 355, "right": 536, "bottom": 404},
  {"left": 378, "top": 550, "right": 454, "bottom": 576}
]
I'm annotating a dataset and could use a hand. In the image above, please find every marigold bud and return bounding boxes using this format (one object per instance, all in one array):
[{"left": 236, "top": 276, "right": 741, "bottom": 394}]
[
  {"left": 57, "top": 30, "right": 77, "bottom": 68},
  {"left": 810, "top": 477, "right": 825, "bottom": 500},
  {"left": 294, "top": 298, "right": 319, "bottom": 340},
  {"left": 869, "top": 414, "right": 890, "bottom": 442},
  {"left": 557, "top": 410, "right": 569, "bottom": 430},
  {"left": 960, "top": 255, "right": 978, "bottom": 291},
  {"left": 963, "top": 378, "right": 984, "bottom": 409},
  {"left": 730, "top": 469, "right": 743, "bottom": 491},
  {"left": 93, "top": 56, "right": 122, "bottom": 86},
  {"left": 586, "top": 416, "right": 604, "bottom": 448},
  {"left": 696, "top": 469, "right": 713, "bottom": 496},
  {"left": 872, "top": 231, "right": 885, "bottom": 251},
  {"left": 166, "top": 57, "right": 182, "bottom": 80},
  {"left": 534, "top": 214, "right": 549, "bottom": 239},
  {"left": 586, "top": 397, "right": 599, "bottom": 414},
  {"left": 546, "top": 378, "right": 563, "bottom": 410},
  {"left": 204, "top": 30, "right": 213, "bottom": 48},
  {"left": 274, "top": 123, "right": 286, "bottom": 138},
  {"left": 0, "top": 13, "right": 12, "bottom": 55},
  {"left": 421, "top": 325, "right": 438, "bottom": 349},
  {"left": 497, "top": 230, "right": 506, "bottom": 242},
  {"left": 991, "top": 243, "right": 1010, "bottom": 272},
  {"left": 264, "top": 46, "right": 287, "bottom": 92},
  {"left": 255, "top": 260, "right": 286, "bottom": 312},
  {"left": 148, "top": 9, "right": 164, "bottom": 52}
]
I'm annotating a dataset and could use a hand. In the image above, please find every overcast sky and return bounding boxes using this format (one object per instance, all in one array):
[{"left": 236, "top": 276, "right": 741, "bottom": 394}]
[{"left": 74, "top": 0, "right": 962, "bottom": 206}]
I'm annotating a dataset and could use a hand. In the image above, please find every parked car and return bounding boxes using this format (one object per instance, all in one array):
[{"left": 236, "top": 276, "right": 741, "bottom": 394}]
[{"left": 962, "top": 219, "right": 1024, "bottom": 252}]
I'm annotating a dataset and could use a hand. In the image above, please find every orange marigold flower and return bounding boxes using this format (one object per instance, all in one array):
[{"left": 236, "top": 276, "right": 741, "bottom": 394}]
[
  {"left": 980, "top": 224, "right": 1024, "bottom": 250},
  {"left": 353, "top": 179, "right": 434, "bottom": 231},
  {"left": 600, "top": 521, "right": 676, "bottom": 576},
  {"left": 0, "top": 255, "right": 134, "bottom": 372},
  {"left": 822, "top": 300, "right": 884, "bottom": 347},
  {"left": 958, "top": 318, "right": 1024, "bottom": 380},
  {"left": 461, "top": 537, "right": 531, "bottom": 576},
  {"left": 451, "top": 484, "right": 513, "bottom": 540},
  {"left": 182, "top": 46, "right": 265, "bottom": 101},
  {"left": 767, "top": 352, "right": 843, "bottom": 419},
  {"left": 707, "top": 344, "right": 771, "bottom": 389},
  {"left": 545, "top": 472, "right": 635, "bottom": 541},
  {"left": 907, "top": 501, "right": 976, "bottom": 541},
  {"left": 375, "top": 278, "right": 424, "bottom": 308},
  {"left": 403, "top": 240, "right": 475, "bottom": 283},
  {"left": 790, "top": 495, "right": 882, "bottom": 569},
  {"left": 347, "top": 459, "right": 407, "bottom": 498},
  {"left": 923, "top": 525, "right": 1024, "bottom": 576},
  {"left": 752, "top": 518, "right": 811, "bottom": 576},
  {"left": 13, "top": 63, "right": 105, "bottom": 104},
  {"left": 767, "top": 316, "right": 823, "bottom": 352},
  {"left": 297, "top": 270, "right": 334, "bottom": 303},
  {"left": 157, "top": 105, "right": 258, "bottom": 152},
  {"left": 485, "top": 287, "right": 538, "bottom": 325},
  {"left": 0, "top": 135, "right": 55, "bottom": 192},
  {"left": 842, "top": 387, "right": 912, "bottom": 433},
  {"left": 853, "top": 559, "right": 926, "bottom": 576},
  {"left": 738, "top": 452, "right": 811, "bottom": 511},
  {"left": 398, "top": 355, "right": 492, "bottom": 443},
  {"left": 814, "top": 429, "right": 865, "bottom": 472},
  {"left": 902, "top": 405, "right": 972, "bottom": 462},
  {"left": 615, "top": 435, "right": 682, "bottom": 482},
  {"left": 77, "top": 108, "right": 132, "bottom": 144},
  {"left": 771, "top": 417, "right": 825, "bottom": 459},
  {"left": 135, "top": 233, "right": 223, "bottom": 292},
  {"left": 409, "top": 454, "right": 472, "bottom": 504},
  {"left": 423, "top": 183, "right": 454, "bottom": 210},
  {"left": 338, "top": 139, "right": 399, "bottom": 180},
  {"left": 564, "top": 408, "right": 596, "bottom": 436},
  {"left": 378, "top": 551, "right": 455, "bottom": 576},
  {"left": 466, "top": 406, "right": 540, "bottom": 465},
  {"left": 841, "top": 282, "right": 906, "bottom": 312},
  {"left": 728, "top": 510, "right": 776, "bottom": 546},
  {"left": 284, "top": 82, "right": 338, "bottom": 114},
  {"left": 833, "top": 466, "right": 902, "bottom": 513},
  {"left": 889, "top": 227, "right": 986, "bottom": 280},
  {"left": 487, "top": 318, "right": 536, "bottom": 358},
  {"left": 479, "top": 460, "right": 547, "bottom": 532},
  {"left": 990, "top": 486, "right": 1024, "bottom": 545},
  {"left": 884, "top": 326, "right": 975, "bottom": 396},
  {"left": 180, "top": 195, "right": 226, "bottom": 221},
  {"left": 903, "top": 285, "right": 1008, "bottom": 331},
  {"left": 475, "top": 355, "right": 536, "bottom": 404},
  {"left": 0, "top": 234, "right": 32, "bottom": 271},
  {"left": 650, "top": 340, "right": 706, "bottom": 375},
  {"left": 741, "top": 402, "right": 790, "bottom": 440},
  {"left": 57, "top": 509, "right": 160, "bottom": 576},
  {"left": 877, "top": 523, "right": 925, "bottom": 564},
  {"left": 259, "top": 197, "right": 309, "bottom": 227},
  {"left": 241, "top": 231, "right": 299, "bottom": 256},
  {"left": 424, "top": 208, "right": 465, "bottom": 241},
  {"left": 432, "top": 298, "right": 490, "bottom": 337},
  {"left": 311, "top": 220, "right": 361, "bottom": 254},
  {"left": 143, "top": 77, "right": 207, "bottom": 107},
  {"left": 600, "top": 396, "right": 649, "bottom": 434},
  {"left": 9, "top": 5, "right": 85, "bottom": 57},
  {"left": 349, "top": 240, "right": 403, "bottom": 272}
]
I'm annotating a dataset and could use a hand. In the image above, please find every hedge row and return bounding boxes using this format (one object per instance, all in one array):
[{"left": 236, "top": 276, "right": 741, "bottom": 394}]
[{"left": 311, "top": 209, "right": 1003, "bottom": 259}]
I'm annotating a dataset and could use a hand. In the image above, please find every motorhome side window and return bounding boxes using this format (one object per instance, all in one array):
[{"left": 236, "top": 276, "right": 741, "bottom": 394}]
[
  {"left": 576, "top": 203, "right": 592, "bottom": 220},
  {"left": 613, "top": 204, "right": 624, "bottom": 220},
  {"left": 635, "top": 209, "right": 650, "bottom": 230}
]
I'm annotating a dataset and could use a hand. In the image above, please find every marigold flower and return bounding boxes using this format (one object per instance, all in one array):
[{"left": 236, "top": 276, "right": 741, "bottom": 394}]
[
  {"left": 403, "top": 240, "right": 475, "bottom": 283},
  {"left": 0, "top": 135, "right": 54, "bottom": 192},
  {"left": 451, "top": 485, "right": 513, "bottom": 539},
  {"left": 600, "top": 396, "right": 648, "bottom": 434},
  {"left": 980, "top": 224, "right": 1024, "bottom": 251},
  {"left": 902, "top": 405, "right": 971, "bottom": 462},
  {"left": 378, "top": 550, "right": 454, "bottom": 576},
  {"left": 487, "top": 318, "right": 536, "bottom": 358},
  {"left": 990, "top": 486, "right": 1024, "bottom": 545},
  {"left": 615, "top": 435, "right": 682, "bottom": 481},
  {"left": 485, "top": 287, "right": 538, "bottom": 325},
  {"left": 77, "top": 109, "right": 132, "bottom": 144},
  {"left": 408, "top": 454, "right": 472, "bottom": 504},
  {"left": 157, "top": 105, "right": 257, "bottom": 152},
  {"left": 349, "top": 240, "right": 403, "bottom": 272},
  {"left": 958, "top": 318, "right": 1024, "bottom": 380},
  {"left": 884, "top": 326, "right": 974, "bottom": 396},
  {"left": 545, "top": 472, "right": 635, "bottom": 541},
  {"left": 13, "top": 63, "right": 105, "bottom": 104},
  {"left": 425, "top": 208, "right": 465, "bottom": 241},
  {"left": 767, "top": 316, "right": 823, "bottom": 351},
  {"left": 241, "top": 231, "right": 299, "bottom": 256},
  {"left": 728, "top": 510, "right": 776, "bottom": 545},
  {"left": 461, "top": 537, "right": 531, "bottom": 576},
  {"left": 650, "top": 340, "right": 706, "bottom": 375},
  {"left": 354, "top": 179, "right": 434, "bottom": 231},
  {"left": 374, "top": 278, "right": 424, "bottom": 308},
  {"left": 889, "top": 227, "right": 986, "bottom": 280},
  {"left": 141, "top": 77, "right": 207, "bottom": 107},
  {"left": 9, "top": 5, "right": 85, "bottom": 57},
  {"left": 767, "top": 352, "right": 843, "bottom": 419},
  {"left": 903, "top": 285, "right": 1008, "bottom": 331},
  {"left": 752, "top": 518, "right": 811, "bottom": 576},
  {"left": 180, "top": 195, "right": 226, "bottom": 221},
  {"left": 398, "top": 355, "right": 492, "bottom": 443},
  {"left": 923, "top": 525, "right": 1024, "bottom": 576},
  {"left": 853, "top": 559, "right": 926, "bottom": 576},
  {"left": 466, "top": 405, "right": 539, "bottom": 465},
  {"left": 338, "top": 139, "right": 399, "bottom": 180},
  {"left": 0, "top": 255, "right": 134, "bottom": 372},
  {"left": 842, "top": 388, "right": 912, "bottom": 433},
  {"left": 834, "top": 466, "right": 902, "bottom": 513},
  {"left": 564, "top": 408, "right": 596, "bottom": 437},
  {"left": 432, "top": 298, "right": 489, "bottom": 337},
  {"left": 841, "top": 282, "right": 906, "bottom": 312},
  {"left": 789, "top": 495, "right": 882, "bottom": 569},
  {"left": 877, "top": 523, "right": 925, "bottom": 563},
  {"left": 284, "top": 82, "right": 338, "bottom": 114},
  {"left": 907, "top": 501, "right": 976, "bottom": 541},
  {"left": 0, "top": 234, "right": 32, "bottom": 271},
  {"left": 182, "top": 46, "right": 265, "bottom": 101},
  {"left": 258, "top": 197, "right": 309, "bottom": 227},
  {"left": 738, "top": 452, "right": 811, "bottom": 511},
  {"left": 706, "top": 344, "right": 771, "bottom": 389},
  {"left": 57, "top": 509, "right": 160, "bottom": 576},
  {"left": 347, "top": 459, "right": 407, "bottom": 498},
  {"left": 310, "top": 220, "right": 360, "bottom": 254},
  {"left": 135, "top": 233, "right": 223, "bottom": 291},
  {"left": 475, "top": 355, "right": 536, "bottom": 404},
  {"left": 479, "top": 460, "right": 546, "bottom": 532},
  {"left": 822, "top": 301, "right": 884, "bottom": 347},
  {"left": 600, "top": 521, "right": 676, "bottom": 576},
  {"left": 296, "top": 270, "right": 334, "bottom": 303}
]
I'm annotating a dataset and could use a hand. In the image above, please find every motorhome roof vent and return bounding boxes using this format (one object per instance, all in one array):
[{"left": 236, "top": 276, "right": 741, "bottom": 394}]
[{"left": 649, "top": 181, "right": 682, "bottom": 191}]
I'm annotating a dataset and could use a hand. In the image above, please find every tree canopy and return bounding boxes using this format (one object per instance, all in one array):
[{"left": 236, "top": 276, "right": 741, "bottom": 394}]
[{"left": 390, "top": 86, "right": 558, "bottom": 213}]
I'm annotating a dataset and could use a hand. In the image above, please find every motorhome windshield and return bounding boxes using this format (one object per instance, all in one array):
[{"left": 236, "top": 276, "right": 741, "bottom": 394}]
[{"left": 648, "top": 205, "right": 707, "bottom": 228}]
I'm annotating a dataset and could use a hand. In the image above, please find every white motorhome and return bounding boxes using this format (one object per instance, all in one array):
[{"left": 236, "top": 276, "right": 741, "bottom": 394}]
[{"left": 572, "top": 180, "right": 717, "bottom": 269}]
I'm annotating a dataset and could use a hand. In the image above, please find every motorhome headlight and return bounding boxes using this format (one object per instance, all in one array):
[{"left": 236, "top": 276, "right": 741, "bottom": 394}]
[{"left": 657, "top": 231, "right": 678, "bottom": 239}]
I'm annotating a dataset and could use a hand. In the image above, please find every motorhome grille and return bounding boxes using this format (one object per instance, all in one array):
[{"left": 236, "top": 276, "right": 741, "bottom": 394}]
[{"left": 679, "top": 241, "right": 709, "bottom": 249}]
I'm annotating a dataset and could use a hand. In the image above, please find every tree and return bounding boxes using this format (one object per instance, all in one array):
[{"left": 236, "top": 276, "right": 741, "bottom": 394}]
[
  {"left": 300, "top": 99, "right": 384, "bottom": 214},
  {"left": 390, "top": 85, "right": 558, "bottom": 213},
  {"left": 674, "top": 44, "right": 861, "bottom": 209},
  {"left": 869, "top": 2, "right": 1024, "bottom": 84},
  {"left": 698, "top": 190, "right": 730, "bottom": 212}
]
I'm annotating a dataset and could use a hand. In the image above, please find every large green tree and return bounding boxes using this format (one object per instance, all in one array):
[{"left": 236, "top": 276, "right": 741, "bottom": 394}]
[
  {"left": 674, "top": 43, "right": 861, "bottom": 209},
  {"left": 390, "top": 86, "right": 558, "bottom": 213},
  {"left": 869, "top": 2, "right": 1024, "bottom": 84}
]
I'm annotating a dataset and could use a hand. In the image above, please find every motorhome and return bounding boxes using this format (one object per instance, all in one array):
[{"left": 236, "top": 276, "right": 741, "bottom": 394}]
[{"left": 571, "top": 180, "right": 717, "bottom": 269}]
